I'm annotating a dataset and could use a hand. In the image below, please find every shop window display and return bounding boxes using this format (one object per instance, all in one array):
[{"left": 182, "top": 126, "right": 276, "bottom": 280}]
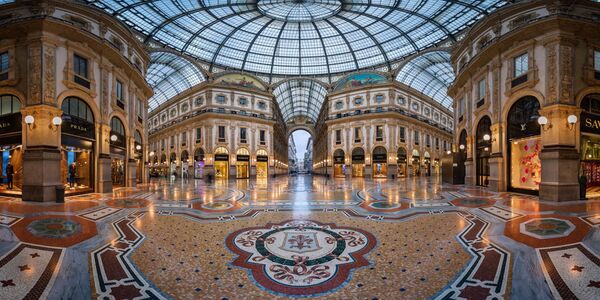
[
  {"left": 61, "top": 97, "right": 95, "bottom": 194},
  {"left": 333, "top": 149, "right": 345, "bottom": 178},
  {"left": 372, "top": 146, "right": 387, "bottom": 178},
  {"left": 507, "top": 96, "right": 541, "bottom": 193},
  {"left": 214, "top": 147, "right": 229, "bottom": 179},
  {"left": 236, "top": 148, "right": 250, "bottom": 179},
  {"left": 351, "top": 148, "right": 365, "bottom": 177},
  {"left": 256, "top": 149, "right": 268, "bottom": 178}
]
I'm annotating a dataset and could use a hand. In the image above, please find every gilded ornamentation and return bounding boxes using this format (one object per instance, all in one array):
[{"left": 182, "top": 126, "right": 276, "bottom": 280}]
[
  {"left": 101, "top": 68, "right": 109, "bottom": 118},
  {"left": 559, "top": 45, "right": 573, "bottom": 103},
  {"left": 44, "top": 45, "right": 56, "bottom": 103},
  {"left": 547, "top": 44, "right": 557, "bottom": 103},
  {"left": 28, "top": 45, "right": 42, "bottom": 105}
]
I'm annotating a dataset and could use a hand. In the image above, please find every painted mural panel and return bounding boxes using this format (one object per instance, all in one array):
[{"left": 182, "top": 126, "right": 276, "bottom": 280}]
[
  {"left": 334, "top": 73, "right": 388, "bottom": 91},
  {"left": 214, "top": 73, "right": 266, "bottom": 91}
]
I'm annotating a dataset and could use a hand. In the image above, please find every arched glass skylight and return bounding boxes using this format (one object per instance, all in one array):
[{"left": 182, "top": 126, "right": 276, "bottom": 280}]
[
  {"left": 87, "top": 0, "right": 507, "bottom": 77},
  {"left": 273, "top": 80, "right": 327, "bottom": 123},
  {"left": 146, "top": 52, "right": 205, "bottom": 111},
  {"left": 396, "top": 51, "right": 455, "bottom": 110}
]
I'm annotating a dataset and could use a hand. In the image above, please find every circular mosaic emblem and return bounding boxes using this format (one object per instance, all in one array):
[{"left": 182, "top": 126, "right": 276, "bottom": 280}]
[
  {"left": 26, "top": 218, "right": 82, "bottom": 238},
  {"left": 521, "top": 218, "right": 575, "bottom": 239},
  {"left": 107, "top": 198, "right": 150, "bottom": 208},
  {"left": 201, "top": 202, "right": 235, "bottom": 210},
  {"left": 369, "top": 201, "right": 400, "bottom": 209},
  {"left": 226, "top": 220, "right": 376, "bottom": 296},
  {"left": 450, "top": 197, "right": 495, "bottom": 208}
]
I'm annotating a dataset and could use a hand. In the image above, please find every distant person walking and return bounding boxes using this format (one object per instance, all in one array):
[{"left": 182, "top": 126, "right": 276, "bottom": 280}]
[{"left": 6, "top": 162, "right": 14, "bottom": 190}]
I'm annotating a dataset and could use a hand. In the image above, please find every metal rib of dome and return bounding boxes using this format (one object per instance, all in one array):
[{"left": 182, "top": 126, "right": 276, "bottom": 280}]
[
  {"left": 396, "top": 51, "right": 455, "bottom": 110},
  {"left": 273, "top": 80, "right": 327, "bottom": 123},
  {"left": 146, "top": 51, "right": 205, "bottom": 111},
  {"left": 87, "top": 0, "right": 507, "bottom": 77}
]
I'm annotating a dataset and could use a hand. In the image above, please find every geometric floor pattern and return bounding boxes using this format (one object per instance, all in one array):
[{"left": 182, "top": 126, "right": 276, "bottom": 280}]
[{"left": 0, "top": 175, "right": 599, "bottom": 299}]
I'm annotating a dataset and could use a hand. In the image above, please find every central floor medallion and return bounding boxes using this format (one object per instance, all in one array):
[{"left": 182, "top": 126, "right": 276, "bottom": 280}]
[{"left": 226, "top": 220, "right": 376, "bottom": 296}]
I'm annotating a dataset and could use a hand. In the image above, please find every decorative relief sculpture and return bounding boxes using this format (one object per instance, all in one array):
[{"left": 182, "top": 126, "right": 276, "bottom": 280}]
[
  {"left": 44, "top": 45, "right": 56, "bottom": 104},
  {"left": 28, "top": 45, "right": 42, "bottom": 105}
]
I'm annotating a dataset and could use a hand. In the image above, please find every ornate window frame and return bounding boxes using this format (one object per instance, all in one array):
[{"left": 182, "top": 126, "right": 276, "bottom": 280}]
[{"left": 63, "top": 41, "right": 97, "bottom": 97}]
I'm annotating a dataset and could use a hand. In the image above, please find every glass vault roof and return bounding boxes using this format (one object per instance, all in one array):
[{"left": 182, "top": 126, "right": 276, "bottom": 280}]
[
  {"left": 88, "top": 0, "right": 506, "bottom": 77},
  {"left": 396, "top": 51, "right": 454, "bottom": 109},
  {"left": 146, "top": 51, "right": 205, "bottom": 111},
  {"left": 273, "top": 80, "right": 328, "bottom": 123}
]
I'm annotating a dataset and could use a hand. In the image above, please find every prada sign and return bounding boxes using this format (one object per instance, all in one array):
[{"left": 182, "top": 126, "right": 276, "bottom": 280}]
[
  {"left": 62, "top": 115, "right": 95, "bottom": 140},
  {"left": 257, "top": 156, "right": 268, "bottom": 162},
  {"left": 581, "top": 112, "right": 600, "bottom": 135},
  {"left": 215, "top": 154, "right": 229, "bottom": 161},
  {"left": 0, "top": 113, "right": 21, "bottom": 135}
]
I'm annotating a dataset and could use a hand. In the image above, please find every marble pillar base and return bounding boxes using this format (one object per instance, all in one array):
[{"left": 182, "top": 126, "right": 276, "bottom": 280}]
[
  {"left": 127, "top": 159, "right": 137, "bottom": 187},
  {"left": 539, "top": 146, "right": 580, "bottom": 202},
  {"left": 97, "top": 154, "right": 112, "bottom": 193},
  {"left": 465, "top": 159, "right": 474, "bottom": 186},
  {"left": 21, "top": 147, "right": 61, "bottom": 202}
]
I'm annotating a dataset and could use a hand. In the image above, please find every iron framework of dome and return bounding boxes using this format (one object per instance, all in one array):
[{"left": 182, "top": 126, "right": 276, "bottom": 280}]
[
  {"left": 87, "top": 0, "right": 507, "bottom": 77},
  {"left": 273, "top": 79, "right": 328, "bottom": 123}
]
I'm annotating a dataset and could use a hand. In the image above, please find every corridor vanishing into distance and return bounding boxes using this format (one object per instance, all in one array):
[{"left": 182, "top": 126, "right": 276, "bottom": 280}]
[{"left": 0, "top": 176, "right": 599, "bottom": 299}]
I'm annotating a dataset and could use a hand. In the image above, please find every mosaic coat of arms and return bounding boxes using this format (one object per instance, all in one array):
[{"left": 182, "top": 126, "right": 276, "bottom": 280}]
[{"left": 226, "top": 220, "right": 376, "bottom": 296}]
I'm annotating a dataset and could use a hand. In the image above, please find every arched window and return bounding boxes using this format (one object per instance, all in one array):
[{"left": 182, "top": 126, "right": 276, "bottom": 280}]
[
  {"left": 61, "top": 97, "right": 94, "bottom": 123},
  {"left": 333, "top": 149, "right": 345, "bottom": 164},
  {"left": 215, "top": 147, "right": 229, "bottom": 154},
  {"left": 507, "top": 96, "right": 540, "bottom": 140},
  {"left": 194, "top": 148, "right": 205, "bottom": 161},
  {"left": 134, "top": 130, "right": 142, "bottom": 145},
  {"left": 0, "top": 94, "right": 20, "bottom": 116},
  {"left": 110, "top": 117, "right": 125, "bottom": 136},
  {"left": 257, "top": 149, "right": 268, "bottom": 156},
  {"left": 236, "top": 148, "right": 249, "bottom": 155}
]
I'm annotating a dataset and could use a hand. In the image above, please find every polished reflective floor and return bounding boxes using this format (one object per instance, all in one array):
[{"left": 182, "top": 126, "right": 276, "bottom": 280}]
[{"left": 0, "top": 175, "right": 599, "bottom": 299}]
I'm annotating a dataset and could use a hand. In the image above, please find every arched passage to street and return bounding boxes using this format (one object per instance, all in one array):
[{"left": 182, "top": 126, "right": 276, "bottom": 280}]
[{"left": 288, "top": 129, "right": 313, "bottom": 174}]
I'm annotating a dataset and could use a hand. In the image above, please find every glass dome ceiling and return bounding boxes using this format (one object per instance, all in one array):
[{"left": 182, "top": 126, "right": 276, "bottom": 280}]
[
  {"left": 87, "top": 0, "right": 507, "bottom": 77},
  {"left": 396, "top": 51, "right": 455, "bottom": 109},
  {"left": 273, "top": 80, "right": 328, "bottom": 123}
]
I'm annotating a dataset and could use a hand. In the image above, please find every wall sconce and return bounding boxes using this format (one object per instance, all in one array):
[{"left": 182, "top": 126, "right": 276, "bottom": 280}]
[
  {"left": 459, "top": 144, "right": 465, "bottom": 150},
  {"left": 483, "top": 134, "right": 491, "bottom": 141},
  {"left": 136, "top": 144, "right": 142, "bottom": 151},
  {"left": 24, "top": 115, "right": 35, "bottom": 129},
  {"left": 110, "top": 134, "right": 117, "bottom": 142},
  {"left": 50, "top": 116, "right": 62, "bottom": 131},
  {"left": 567, "top": 114, "right": 577, "bottom": 130},
  {"left": 538, "top": 116, "right": 552, "bottom": 131},
  {"left": 446, "top": 150, "right": 451, "bottom": 155},
  {"left": 149, "top": 151, "right": 155, "bottom": 156}
]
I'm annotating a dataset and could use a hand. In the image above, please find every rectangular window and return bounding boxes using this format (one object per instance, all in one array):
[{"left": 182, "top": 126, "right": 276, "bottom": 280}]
[
  {"left": 426, "top": 134, "right": 431, "bottom": 147},
  {"left": 218, "top": 126, "right": 226, "bottom": 142},
  {"left": 136, "top": 98, "right": 143, "bottom": 118},
  {"left": 436, "top": 138, "right": 440, "bottom": 150},
  {"left": 478, "top": 79, "right": 486, "bottom": 100},
  {"left": 443, "top": 140, "right": 447, "bottom": 151},
  {"left": 195, "top": 128, "right": 201, "bottom": 141},
  {"left": 335, "top": 130, "right": 341, "bottom": 144},
  {"left": 399, "top": 127, "right": 406, "bottom": 143},
  {"left": 458, "top": 98, "right": 465, "bottom": 117},
  {"left": 240, "top": 127, "right": 247, "bottom": 143},
  {"left": 181, "top": 132, "right": 187, "bottom": 145},
  {"left": 514, "top": 53, "right": 528, "bottom": 77},
  {"left": 354, "top": 127, "right": 361, "bottom": 143},
  {"left": 595, "top": 50, "right": 600, "bottom": 71},
  {"left": 0, "top": 52, "right": 8, "bottom": 74},
  {"left": 170, "top": 135, "right": 175, "bottom": 146},
  {"left": 73, "top": 54, "right": 88, "bottom": 79},
  {"left": 376, "top": 125, "right": 384, "bottom": 142},
  {"left": 375, "top": 95, "right": 384, "bottom": 103},
  {"left": 239, "top": 98, "right": 248, "bottom": 106},
  {"left": 414, "top": 131, "right": 420, "bottom": 145},
  {"left": 260, "top": 130, "right": 266, "bottom": 145},
  {"left": 216, "top": 95, "right": 226, "bottom": 104},
  {"left": 116, "top": 80, "right": 124, "bottom": 105},
  {"left": 161, "top": 139, "right": 165, "bottom": 149}
]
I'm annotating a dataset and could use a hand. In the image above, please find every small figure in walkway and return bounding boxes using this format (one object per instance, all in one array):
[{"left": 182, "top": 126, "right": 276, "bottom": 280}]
[
  {"left": 69, "top": 163, "right": 77, "bottom": 188},
  {"left": 6, "top": 162, "right": 14, "bottom": 190}
]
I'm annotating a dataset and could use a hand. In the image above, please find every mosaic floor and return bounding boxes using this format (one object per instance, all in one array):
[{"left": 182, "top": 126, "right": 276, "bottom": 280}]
[{"left": 0, "top": 175, "right": 599, "bottom": 299}]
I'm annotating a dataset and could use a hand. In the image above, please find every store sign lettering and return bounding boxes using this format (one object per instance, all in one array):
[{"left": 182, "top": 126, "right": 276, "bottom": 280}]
[
  {"left": 70, "top": 124, "right": 87, "bottom": 132},
  {"left": 0, "top": 121, "right": 9, "bottom": 128},
  {"left": 581, "top": 112, "right": 600, "bottom": 134}
]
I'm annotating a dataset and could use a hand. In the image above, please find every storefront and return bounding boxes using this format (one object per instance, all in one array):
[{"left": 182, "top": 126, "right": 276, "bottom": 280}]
[
  {"left": 61, "top": 97, "right": 95, "bottom": 194},
  {"left": 256, "top": 149, "right": 268, "bottom": 178},
  {"left": 423, "top": 151, "right": 431, "bottom": 176},
  {"left": 476, "top": 116, "right": 491, "bottom": 187},
  {"left": 236, "top": 148, "right": 250, "bottom": 179},
  {"left": 507, "top": 96, "right": 541, "bottom": 194},
  {"left": 159, "top": 153, "right": 167, "bottom": 177},
  {"left": 181, "top": 150, "right": 190, "bottom": 178},
  {"left": 397, "top": 148, "right": 407, "bottom": 178},
  {"left": 351, "top": 147, "right": 365, "bottom": 177},
  {"left": 411, "top": 149, "right": 420, "bottom": 176},
  {"left": 579, "top": 93, "right": 600, "bottom": 196},
  {"left": 0, "top": 94, "right": 22, "bottom": 195},
  {"left": 372, "top": 146, "right": 387, "bottom": 178},
  {"left": 333, "top": 149, "right": 345, "bottom": 178},
  {"left": 110, "top": 117, "right": 127, "bottom": 187},
  {"left": 134, "top": 130, "right": 143, "bottom": 183},
  {"left": 169, "top": 152, "right": 176, "bottom": 177},
  {"left": 214, "top": 147, "right": 229, "bottom": 179},
  {"left": 194, "top": 148, "right": 205, "bottom": 179}
]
